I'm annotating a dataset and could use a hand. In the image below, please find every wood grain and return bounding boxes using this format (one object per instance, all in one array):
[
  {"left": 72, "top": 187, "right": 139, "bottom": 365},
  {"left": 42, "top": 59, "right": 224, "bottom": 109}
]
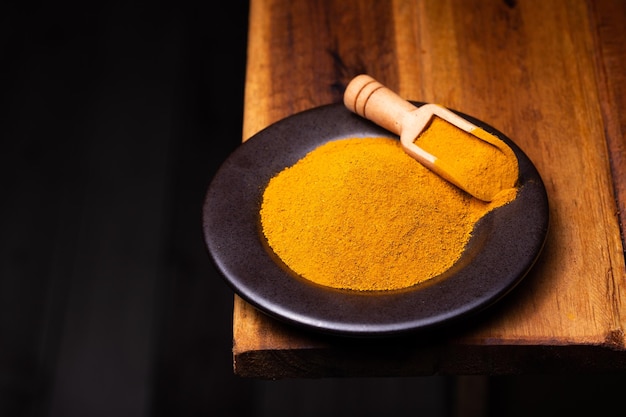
[{"left": 234, "top": 0, "right": 626, "bottom": 377}]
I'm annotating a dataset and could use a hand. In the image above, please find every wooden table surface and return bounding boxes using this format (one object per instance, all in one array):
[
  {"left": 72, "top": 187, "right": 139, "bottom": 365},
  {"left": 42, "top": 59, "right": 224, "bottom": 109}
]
[{"left": 231, "top": 0, "right": 626, "bottom": 378}]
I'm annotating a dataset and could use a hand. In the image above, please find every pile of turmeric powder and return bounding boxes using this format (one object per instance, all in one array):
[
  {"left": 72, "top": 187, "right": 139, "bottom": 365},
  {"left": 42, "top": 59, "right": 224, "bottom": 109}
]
[{"left": 260, "top": 119, "right": 518, "bottom": 291}]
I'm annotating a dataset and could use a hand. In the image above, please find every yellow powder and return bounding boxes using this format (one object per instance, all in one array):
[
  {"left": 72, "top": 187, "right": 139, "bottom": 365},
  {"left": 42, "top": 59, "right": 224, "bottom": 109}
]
[
  {"left": 420, "top": 117, "right": 519, "bottom": 202},
  {"left": 260, "top": 129, "right": 518, "bottom": 292}
]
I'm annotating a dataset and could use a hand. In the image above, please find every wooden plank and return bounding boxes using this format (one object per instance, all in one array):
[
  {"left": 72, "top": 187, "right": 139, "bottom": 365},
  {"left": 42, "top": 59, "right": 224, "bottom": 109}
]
[
  {"left": 234, "top": 0, "right": 626, "bottom": 377},
  {"left": 589, "top": 0, "right": 626, "bottom": 238}
]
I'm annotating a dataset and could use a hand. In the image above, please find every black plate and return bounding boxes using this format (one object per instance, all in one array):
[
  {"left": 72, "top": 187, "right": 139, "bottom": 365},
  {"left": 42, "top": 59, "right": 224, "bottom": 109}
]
[{"left": 202, "top": 103, "right": 549, "bottom": 337}]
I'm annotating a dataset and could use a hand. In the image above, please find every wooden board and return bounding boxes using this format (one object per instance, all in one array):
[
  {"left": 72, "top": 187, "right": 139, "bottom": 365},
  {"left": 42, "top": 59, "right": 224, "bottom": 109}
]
[{"left": 233, "top": 0, "right": 626, "bottom": 378}]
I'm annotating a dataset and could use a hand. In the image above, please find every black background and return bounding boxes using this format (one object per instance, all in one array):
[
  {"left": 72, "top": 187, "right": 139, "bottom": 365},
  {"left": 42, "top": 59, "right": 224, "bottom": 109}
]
[{"left": 2, "top": 1, "right": 624, "bottom": 416}]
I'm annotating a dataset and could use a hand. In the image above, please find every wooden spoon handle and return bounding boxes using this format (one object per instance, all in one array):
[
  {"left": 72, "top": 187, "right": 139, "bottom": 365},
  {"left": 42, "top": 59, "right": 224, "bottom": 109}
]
[{"left": 343, "top": 74, "right": 417, "bottom": 136}]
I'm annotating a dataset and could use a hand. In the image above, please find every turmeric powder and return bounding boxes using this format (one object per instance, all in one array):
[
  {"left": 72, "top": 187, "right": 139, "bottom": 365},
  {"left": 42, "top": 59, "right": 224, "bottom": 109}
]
[
  {"left": 260, "top": 120, "right": 518, "bottom": 292},
  {"left": 421, "top": 118, "right": 519, "bottom": 203}
]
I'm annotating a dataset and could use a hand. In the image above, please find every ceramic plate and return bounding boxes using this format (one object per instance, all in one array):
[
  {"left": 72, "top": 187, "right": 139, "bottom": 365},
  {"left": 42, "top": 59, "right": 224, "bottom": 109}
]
[{"left": 202, "top": 103, "right": 549, "bottom": 337}]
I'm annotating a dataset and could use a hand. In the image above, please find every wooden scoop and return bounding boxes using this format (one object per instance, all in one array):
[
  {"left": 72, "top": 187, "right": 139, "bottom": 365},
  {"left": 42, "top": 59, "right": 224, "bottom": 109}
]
[{"left": 343, "top": 74, "right": 519, "bottom": 202}]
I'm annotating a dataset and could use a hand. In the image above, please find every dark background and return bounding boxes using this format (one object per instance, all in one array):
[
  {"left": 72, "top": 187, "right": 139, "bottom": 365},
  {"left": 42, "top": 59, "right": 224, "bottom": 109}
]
[{"left": 1, "top": 1, "right": 624, "bottom": 416}]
